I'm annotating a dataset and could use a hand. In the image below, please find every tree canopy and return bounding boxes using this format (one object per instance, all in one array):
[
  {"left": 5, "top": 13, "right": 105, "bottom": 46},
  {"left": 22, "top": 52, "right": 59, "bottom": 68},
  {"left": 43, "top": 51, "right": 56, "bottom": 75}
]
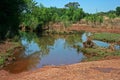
[{"left": 65, "top": 2, "right": 80, "bottom": 9}]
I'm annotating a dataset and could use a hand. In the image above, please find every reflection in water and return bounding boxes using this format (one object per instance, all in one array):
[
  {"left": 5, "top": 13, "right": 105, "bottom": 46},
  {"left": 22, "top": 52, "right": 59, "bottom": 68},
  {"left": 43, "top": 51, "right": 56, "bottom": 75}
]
[
  {"left": 4, "top": 52, "right": 41, "bottom": 73},
  {"left": 81, "top": 32, "right": 91, "bottom": 42},
  {"left": 93, "top": 40, "right": 109, "bottom": 48},
  {"left": 37, "top": 38, "right": 84, "bottom": 68},
  {"left": 21, "top": 39, "right": 40, "bottom": 56}
]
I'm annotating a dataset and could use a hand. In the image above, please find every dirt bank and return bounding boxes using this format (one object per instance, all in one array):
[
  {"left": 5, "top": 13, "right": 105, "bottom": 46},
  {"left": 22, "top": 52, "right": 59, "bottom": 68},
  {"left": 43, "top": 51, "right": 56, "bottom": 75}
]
[
  {"left": 68, "top": 24, "right": 120, "bottom": 33},
  {"left": 0, "top": 59, "right": 120, "bottom": 80},
  {"left": 0, "top": 41, "right": 22, "bottom": 68}
]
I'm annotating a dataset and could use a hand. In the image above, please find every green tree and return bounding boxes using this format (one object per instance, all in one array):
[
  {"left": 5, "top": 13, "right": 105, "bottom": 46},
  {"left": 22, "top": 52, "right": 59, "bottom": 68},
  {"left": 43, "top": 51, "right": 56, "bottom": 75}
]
[
  {"left": 0, "top": 0, "right": 26, "bottom": 39},
  {"left": 116, "top": 6, "right": 120, "bottom": 16},
  {"left": 20, "top": 0, "right": 39, "bottom": 31},
  {"left": 65, "top": 2, "right": 80, "bottom": 21},
  {"left": 60, "top": 15, "right": 70, "bottom": 28},
  {"left": 84, "top": 14, "right": 103, "bottom": 26},
  {"left": 65, "top": 2, "right": 80, "bottom": 9},
  {"left": 108, "top": 13, "right": 116, "bottom": 19},
  {"left": 52, "top": 13, "right": 60, "bottom": 23},
  {"left": 64, "top": 2, "right": 84, "bottom": 22},
  {"left": 72, "top": 8, "right": 85, "bottom": 22}
]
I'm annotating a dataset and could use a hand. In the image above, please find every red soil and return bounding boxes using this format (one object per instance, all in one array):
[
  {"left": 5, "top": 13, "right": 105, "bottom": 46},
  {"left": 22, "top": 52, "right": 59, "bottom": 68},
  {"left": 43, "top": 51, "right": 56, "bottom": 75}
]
[{"left": 0, "top": 59, "right": 120, "bottom": 80}]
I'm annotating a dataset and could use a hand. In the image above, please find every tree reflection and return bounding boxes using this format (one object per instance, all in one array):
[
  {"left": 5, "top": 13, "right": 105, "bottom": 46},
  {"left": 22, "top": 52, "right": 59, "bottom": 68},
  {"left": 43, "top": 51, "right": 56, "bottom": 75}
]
[
  {"left": 4, "top": 32, "right": 85, "bottom": 73},
  {"left": 20, "top": 32, "right": 83, "bottom": 55},
  {"left": 4, "top": 51, "right": 41, "bottom": 73},
  {"left": 64, "top": 34, "right": 83, "bottom": 54}
]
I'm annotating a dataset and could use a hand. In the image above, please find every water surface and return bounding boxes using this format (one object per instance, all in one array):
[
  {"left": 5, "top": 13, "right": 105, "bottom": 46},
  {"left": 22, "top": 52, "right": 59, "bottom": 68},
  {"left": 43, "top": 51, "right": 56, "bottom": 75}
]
[{"left": 4, "top": 33, "right": 85, "bottom": 73}]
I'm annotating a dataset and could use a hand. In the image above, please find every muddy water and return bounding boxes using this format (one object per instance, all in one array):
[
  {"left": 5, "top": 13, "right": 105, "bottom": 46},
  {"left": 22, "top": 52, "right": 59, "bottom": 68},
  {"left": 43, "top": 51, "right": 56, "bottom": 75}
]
[{"left": 3, "top": 32, "right": 120, "bottom": 73}]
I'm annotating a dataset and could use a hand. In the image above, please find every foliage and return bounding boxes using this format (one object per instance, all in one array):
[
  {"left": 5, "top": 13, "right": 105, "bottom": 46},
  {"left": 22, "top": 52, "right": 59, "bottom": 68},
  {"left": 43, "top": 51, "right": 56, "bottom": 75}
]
[
  {"left": 84, "top": 14, "right": 103, "bottom": 25},
  {"left": 20, "top": 0, "right": 39, "bottom": 31},
  {"left": 0, "top": 0, "right": 27, "bottom": 40},
  {"left": 108, "top": 13, "right": 116, "bottom": 19},
  {"left": 65, "top": 2, "right": 80, "bottom": 9},
  {"left": 0, "top": 57, "right": 5, "bottom": 65},
  {"left": 116, "top": 6, "right": 120, "bottom": 16},
  {"left": 64, "top": 2, "right": 84, "bottom": 22},
  {"left": 0, "top": 53, "right": 10, "bottom": 65},
  {"left": 20, "top": 13, "right": 38, "bottom": 30},
  {"left": 0, "top": 0, "right": 120, "bottom": 40},
  {"left": 72, "top": 8, "right": 85, "bottom": 22}
]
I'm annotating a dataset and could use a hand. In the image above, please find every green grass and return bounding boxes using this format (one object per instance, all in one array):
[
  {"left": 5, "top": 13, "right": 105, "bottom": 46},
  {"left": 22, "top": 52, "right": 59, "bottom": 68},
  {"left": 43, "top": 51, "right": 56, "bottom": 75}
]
[
  {"left": 6, "top": 42, "right": 21, "bottom": 52},
  {"left": 0, "top": 58, "right": 5, "bottom": 65},
  {"left": 0, "top": 53, "right": 11, "bottom": 65},
  {"left": 81, "top": 47, "right": 120, "bottom": 61},
  {"left": 0, "top": 42, "right": 22, "bottom": 66},
  {"left": 92, "top": 32, "right": 120, "bottom": 42}
]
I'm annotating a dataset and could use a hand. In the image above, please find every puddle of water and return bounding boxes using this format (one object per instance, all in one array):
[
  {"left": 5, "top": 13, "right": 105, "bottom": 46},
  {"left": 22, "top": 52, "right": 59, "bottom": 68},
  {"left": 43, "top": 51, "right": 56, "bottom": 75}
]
[
  {"left": 4, "top": 33, "right": 85, "bottom": 73},
  {"left": 3, "top": 32, "right": 120, "bottom": 73}
]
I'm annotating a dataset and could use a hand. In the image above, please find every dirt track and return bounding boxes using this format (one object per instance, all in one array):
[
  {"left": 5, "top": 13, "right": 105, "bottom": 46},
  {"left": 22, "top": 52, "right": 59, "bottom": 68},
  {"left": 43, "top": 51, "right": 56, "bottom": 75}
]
[{"left": 0, "top": 59, "right": 120, "bottom": 80}]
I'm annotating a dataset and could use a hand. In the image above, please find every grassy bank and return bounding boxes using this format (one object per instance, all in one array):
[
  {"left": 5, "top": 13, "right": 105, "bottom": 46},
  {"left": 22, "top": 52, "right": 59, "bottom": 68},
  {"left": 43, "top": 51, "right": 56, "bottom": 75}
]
[
  {"left": 0, "top": 42, "right": 22, "bottom": 67},
  {"left": 92, "top": 32, "right": 120, "bottom": 42},
  {"left": 81, "top": 47, "right": 120, "bottom": 61},
  {"left": 81, "top": 32, "right": 120, "bottom": 61}
]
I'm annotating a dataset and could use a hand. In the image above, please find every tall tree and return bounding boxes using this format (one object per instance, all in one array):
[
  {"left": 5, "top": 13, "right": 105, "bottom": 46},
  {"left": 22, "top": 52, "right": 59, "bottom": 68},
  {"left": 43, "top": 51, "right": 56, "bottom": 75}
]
[{"left": 65, "top": 2, "right": 80, "bottom": 9}]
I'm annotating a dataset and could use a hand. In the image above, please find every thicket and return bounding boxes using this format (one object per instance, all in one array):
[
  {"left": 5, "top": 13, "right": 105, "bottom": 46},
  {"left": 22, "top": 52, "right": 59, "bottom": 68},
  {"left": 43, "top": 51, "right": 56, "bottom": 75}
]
[{"left": 0, "top": 0, "right": 120, "bottom": 40}]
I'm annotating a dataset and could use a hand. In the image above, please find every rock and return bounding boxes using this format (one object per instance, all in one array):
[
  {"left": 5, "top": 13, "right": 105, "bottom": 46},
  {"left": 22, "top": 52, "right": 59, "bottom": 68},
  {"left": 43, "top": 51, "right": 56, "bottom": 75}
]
[{"left": 83, "top": 37, "right": 94, "bottom": 48}]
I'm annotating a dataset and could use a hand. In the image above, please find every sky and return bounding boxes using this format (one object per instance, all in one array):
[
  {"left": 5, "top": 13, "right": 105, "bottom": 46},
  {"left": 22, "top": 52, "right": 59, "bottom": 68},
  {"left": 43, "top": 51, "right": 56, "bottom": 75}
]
[{"left": 35, "top": 0, "right": 120, "bottom": 13}]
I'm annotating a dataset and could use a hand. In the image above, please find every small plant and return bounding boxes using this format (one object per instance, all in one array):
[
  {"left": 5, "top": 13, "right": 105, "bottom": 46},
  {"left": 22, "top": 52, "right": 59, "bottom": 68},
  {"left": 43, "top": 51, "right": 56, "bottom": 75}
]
[
  {"left": 0, "top": 58, "right": 5, "bottom": 65},
  {"left": 12, "top": 35, "right": 20, "bottom": 42}
]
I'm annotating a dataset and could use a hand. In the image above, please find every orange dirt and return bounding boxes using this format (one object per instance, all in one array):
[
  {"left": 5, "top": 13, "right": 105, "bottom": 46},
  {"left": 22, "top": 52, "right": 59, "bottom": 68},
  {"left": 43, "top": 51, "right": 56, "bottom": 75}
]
[{"left": 0, "top": 59, "right": 120, "bottom": 80}]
